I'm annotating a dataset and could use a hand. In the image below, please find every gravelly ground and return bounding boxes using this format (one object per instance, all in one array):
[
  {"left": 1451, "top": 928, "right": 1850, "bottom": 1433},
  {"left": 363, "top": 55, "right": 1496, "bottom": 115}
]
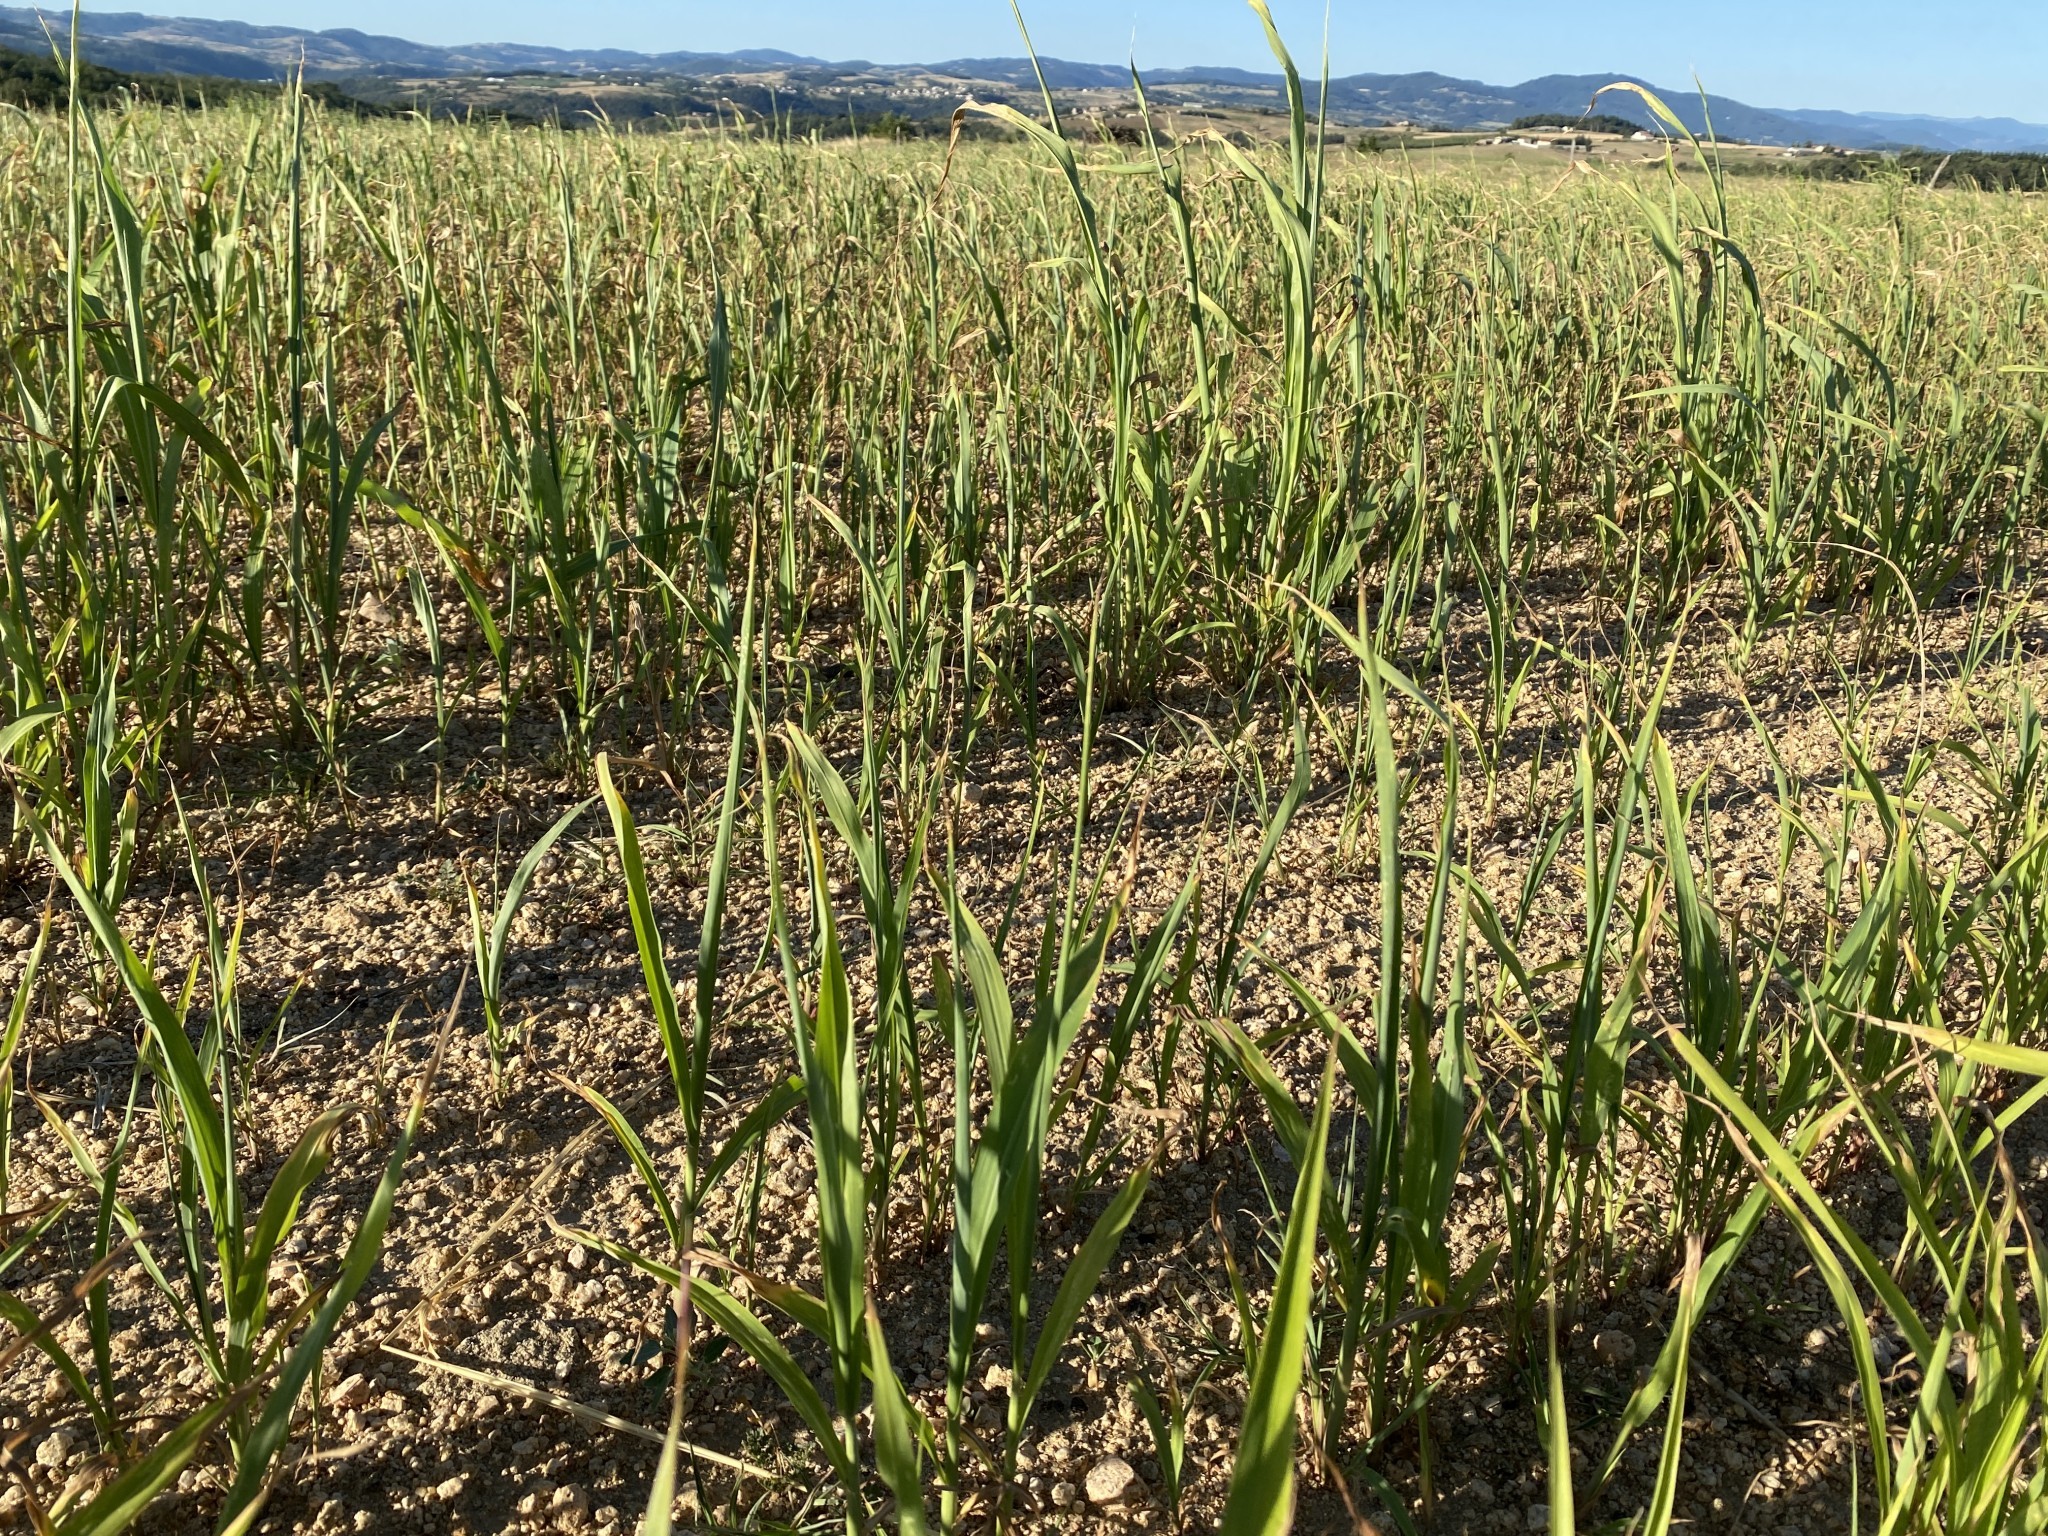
[{"left": 3, "top": 589, "right": 2044, "bottom": 1535}]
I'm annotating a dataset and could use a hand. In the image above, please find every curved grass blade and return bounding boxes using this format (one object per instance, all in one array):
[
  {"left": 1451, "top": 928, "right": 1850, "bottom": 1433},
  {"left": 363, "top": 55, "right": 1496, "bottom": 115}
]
[
  {"left": 212, "top": 992, "right": 457, "bottom": 1531},
  {"left": 1017, "top": 1152, "right": 1154, "bottom": 1416},
  {"left": 55, "top": 1395, "right": 235, "bottom": 1536},
  {"left": 689, "top": 1275, "right": 858, "bottom": 1490},
  {"left": 866, "top": 1299, "right": 931, "bottom": 1536}
]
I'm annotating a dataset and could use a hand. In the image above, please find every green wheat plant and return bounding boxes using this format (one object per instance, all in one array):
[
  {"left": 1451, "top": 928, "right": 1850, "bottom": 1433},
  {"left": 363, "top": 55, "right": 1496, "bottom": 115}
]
[
  {"left": 466, "top": 794, "right": 593, "bottom": 1093},
  {"left": 1215, "top": 1050, "right": 1332, "bottom": 1536},
  {"left": 14, "top": 799, "right": 447, "bottom": 1532},
  {"left": 1, "top": 0, "right": 2046, "bottom": 1530}
]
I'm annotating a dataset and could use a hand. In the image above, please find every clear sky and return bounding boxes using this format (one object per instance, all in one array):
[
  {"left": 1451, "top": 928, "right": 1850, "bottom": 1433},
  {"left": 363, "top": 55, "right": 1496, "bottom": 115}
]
[{"left": 80, "top": 0, "right": 2048, "bottom": 124}]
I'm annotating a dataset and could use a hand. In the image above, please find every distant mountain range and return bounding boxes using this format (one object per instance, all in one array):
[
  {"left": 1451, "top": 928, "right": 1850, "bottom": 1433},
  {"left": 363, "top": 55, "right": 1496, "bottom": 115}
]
[
  {"left": 4, "top": 4, "right": 2044, "bottom": 153},
  {"left": 0, "top": 7, "right": 829, "bottom": 79}
]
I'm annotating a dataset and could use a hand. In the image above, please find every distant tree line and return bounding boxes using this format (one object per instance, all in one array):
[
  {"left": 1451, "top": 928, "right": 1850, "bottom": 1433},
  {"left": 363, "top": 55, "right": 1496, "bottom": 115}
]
[
  {"left": 1508, "top": 112, "right": 1649, "bottom": 137},
  {"left": 0, "top": 44, "right": 383, "bottom": 115},
  {"left": 1895, "top": 150, "right": 2048, "bottom": 191},
  {"left": 1743, "top": 147, "right": 2048, "bottom": 192}
]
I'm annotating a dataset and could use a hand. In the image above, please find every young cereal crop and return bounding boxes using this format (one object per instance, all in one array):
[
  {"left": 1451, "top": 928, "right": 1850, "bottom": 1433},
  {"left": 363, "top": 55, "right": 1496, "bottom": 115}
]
[{"left": 0, "top": 4, "right": 2044, "bottom": 1534}]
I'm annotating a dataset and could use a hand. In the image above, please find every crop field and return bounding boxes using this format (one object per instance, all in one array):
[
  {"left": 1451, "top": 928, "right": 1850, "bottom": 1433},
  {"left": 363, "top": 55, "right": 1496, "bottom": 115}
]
[{"left": 2, "top": 12, "right": 2047, "bottom": 1536}]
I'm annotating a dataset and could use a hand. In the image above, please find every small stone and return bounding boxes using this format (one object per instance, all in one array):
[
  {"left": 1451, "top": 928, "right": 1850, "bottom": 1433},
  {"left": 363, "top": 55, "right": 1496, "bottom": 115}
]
[
  {"left": 435, "top": 1476, "right": 466, "bottom": 1501},
  {"left": 1467, "top": 1478, "right": 1494, "bottom": 1505},
  {"left": 1085, "top": 1455, "right": 1138, "bottom": 1506},
  {"left": 1592, "top": 1330, "right": 1636, "bottom": 1368},
  {"left": 1527, "top": 1504, "right": 1549, "bottom": 1530},
  {"left": 1051, "top": 1482, "right": 1078, "bottom": 1509},
  {"left": 1804, "top": 1328, "right": 1830, "bottom": 1353},
  {"left": 982, "top": 1364, "right": 1011, "bottom": 1393},
  {"left": 551, "top": 1483, "right": 591, "bottom": 1529},
  {"left": 35, "top": 1431, "right": 73, "bottom": 1469},
  {"left": 773, "top": 1161, "right": 816, "bottom": 1197},
  {"left": 567, "top": 1245, "right": 589, "bottom": 1271}
]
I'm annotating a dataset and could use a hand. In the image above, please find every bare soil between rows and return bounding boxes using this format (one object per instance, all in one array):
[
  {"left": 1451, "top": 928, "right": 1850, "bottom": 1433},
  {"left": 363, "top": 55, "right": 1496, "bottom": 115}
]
[{"left": 4, "top": 595, "right": 2045, "bottom": 1536}]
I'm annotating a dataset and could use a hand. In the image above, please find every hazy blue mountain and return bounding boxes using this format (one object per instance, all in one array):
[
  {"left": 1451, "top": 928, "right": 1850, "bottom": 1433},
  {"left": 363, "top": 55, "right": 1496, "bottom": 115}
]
[
  {"left": 0, "top": 7, "right": 831, "bottom": 79},
  {"left": 1466, "top": 73, "right": 1820, "bottom": 143},
  {"left": 1773, "top": 108, "right": 2048, "bottom": 154},
  {"left": 5, "top": 4, "right": 2042, "bottom": 152},
  {"left": 927, "top": 57, "right": 1129, "bottom": 88}
]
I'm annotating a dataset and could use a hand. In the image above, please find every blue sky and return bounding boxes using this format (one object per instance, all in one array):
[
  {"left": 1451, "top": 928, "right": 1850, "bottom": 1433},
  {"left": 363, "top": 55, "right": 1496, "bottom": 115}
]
[{"left": 84, "top": 0, "right": 2048, "bottom": 123}]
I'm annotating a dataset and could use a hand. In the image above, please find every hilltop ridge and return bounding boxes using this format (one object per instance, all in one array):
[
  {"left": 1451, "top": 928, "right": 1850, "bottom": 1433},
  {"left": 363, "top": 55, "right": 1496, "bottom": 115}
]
[{"left": 3, "top": 4, "right": 2044, "bottom": 150}]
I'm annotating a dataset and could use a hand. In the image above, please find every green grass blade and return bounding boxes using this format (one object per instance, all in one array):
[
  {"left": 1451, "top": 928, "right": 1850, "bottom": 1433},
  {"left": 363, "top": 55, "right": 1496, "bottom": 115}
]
[
  {"left": 212, "top": 1004, "right": 454, "bottom": 1530},
  {"left": 56, "top": 1395, "right": 235, "bottom": 1536},
  {"left": 789, "top": 811, "right": 867, "bottom": 1421},
  {"left": 1017, "top": 1152, "right": 1153, "bottom": 1414},
  {"left": 23, "top": 805, "right": 233, "bottom": 1240},
  {"left": 598, "top": 754, "right": 690, "bottom": 1116},
  {"left": 1877, "top": 1020, "right": 2048, "bottom": 1078},
  {"left": 1642, "top": 1239, "right": 1703, "bottom": 1536},
  {"left": 639, "top": 1352, "right": 688, "bottom": 1536},
  {"left": 560, "top": 1077, "right": 684, "bottom": 1250},
  {"left": 231, "top": 1105, "right": 350, "bottom": 1331},
  {"left": 866, "top": 1299, "right": 931, "bottom": 1536},
  {"left": 1218, "top": 1050, "right": 1333, "bottom": 1536},
  {"left": 690, "top": 1275, "right": 858, "bottom": 1489},
  {"left": 699, "top": 1076, "right": 806, "bottom": 1194},
  {"left": 1545, "top": 1289, "right": 1575, "bottom": 1536},
  {"left": 489, "top": 796, "right": 592, "bottom": 981}
]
